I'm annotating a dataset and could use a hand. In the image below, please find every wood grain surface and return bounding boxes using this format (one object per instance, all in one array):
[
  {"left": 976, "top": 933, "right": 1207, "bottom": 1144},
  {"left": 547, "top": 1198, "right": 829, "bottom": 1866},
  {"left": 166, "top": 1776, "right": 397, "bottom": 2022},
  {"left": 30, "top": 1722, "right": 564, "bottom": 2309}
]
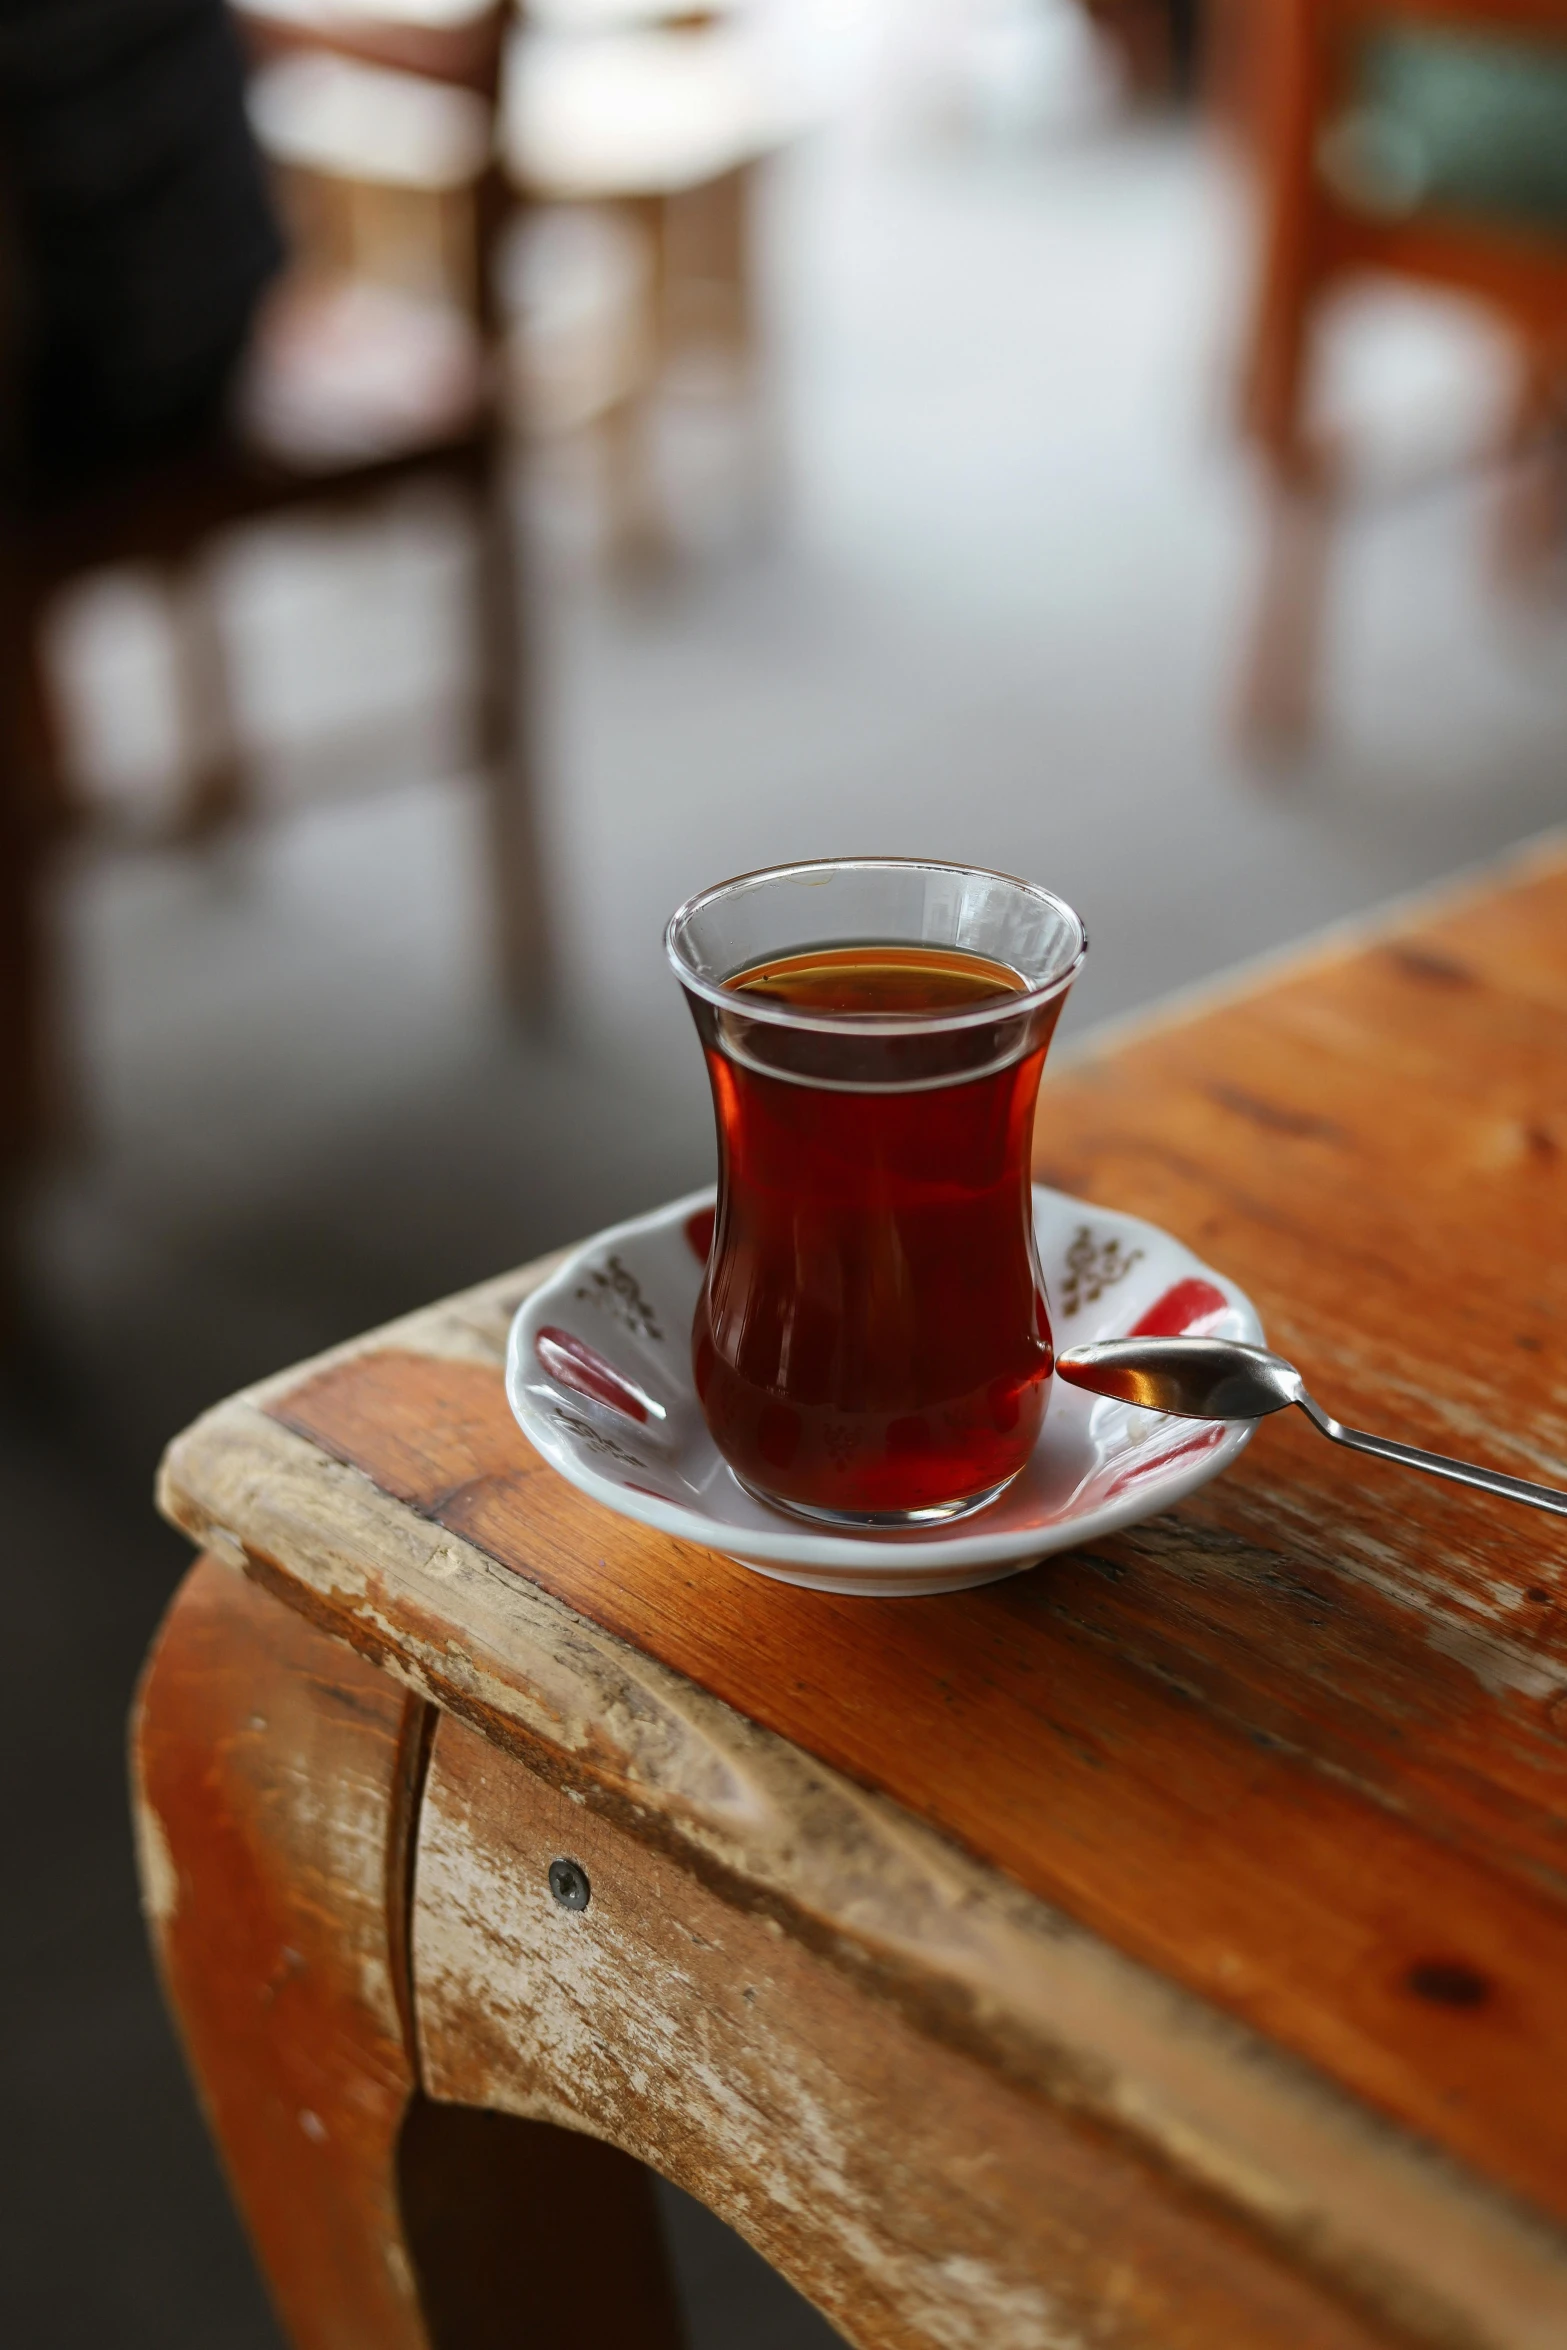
[{"left": 157, "top": 834, "right": 1567, "bottom": 2350}]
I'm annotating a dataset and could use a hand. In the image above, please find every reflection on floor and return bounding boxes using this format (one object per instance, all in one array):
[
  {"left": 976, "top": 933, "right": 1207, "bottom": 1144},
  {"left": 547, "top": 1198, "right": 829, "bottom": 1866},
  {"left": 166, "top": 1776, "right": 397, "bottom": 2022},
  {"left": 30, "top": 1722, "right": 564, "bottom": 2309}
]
[{"left": 9, "top": 101, "right": 1566, "bottom": 2349}]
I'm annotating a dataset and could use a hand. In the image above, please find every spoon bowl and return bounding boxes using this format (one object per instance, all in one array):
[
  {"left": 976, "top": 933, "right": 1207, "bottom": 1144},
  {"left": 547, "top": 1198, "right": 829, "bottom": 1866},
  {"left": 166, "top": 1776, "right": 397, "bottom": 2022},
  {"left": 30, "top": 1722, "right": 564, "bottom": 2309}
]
[
  {"left": 1054, "top": 1335, "right": 1567, "bottom": 1519},
  {"left": 1056, "top": 1337, "right": 1304, "bottom": 1421}
]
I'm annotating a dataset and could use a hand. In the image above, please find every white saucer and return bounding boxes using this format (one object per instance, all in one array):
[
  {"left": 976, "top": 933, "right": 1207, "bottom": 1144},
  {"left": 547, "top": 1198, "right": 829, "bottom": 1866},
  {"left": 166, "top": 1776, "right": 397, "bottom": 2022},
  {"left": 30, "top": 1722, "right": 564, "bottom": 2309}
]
[{"left": 507, "top": 1186, "right": 1264, "bottom": 1596}]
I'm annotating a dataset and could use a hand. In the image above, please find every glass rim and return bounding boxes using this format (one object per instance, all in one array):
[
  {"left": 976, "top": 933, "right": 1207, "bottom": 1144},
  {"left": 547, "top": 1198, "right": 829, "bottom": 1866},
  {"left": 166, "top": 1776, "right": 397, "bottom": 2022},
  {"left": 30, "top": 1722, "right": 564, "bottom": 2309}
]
[{"left": 664, "top": 857, "right": 1087, "bottom": 1038}]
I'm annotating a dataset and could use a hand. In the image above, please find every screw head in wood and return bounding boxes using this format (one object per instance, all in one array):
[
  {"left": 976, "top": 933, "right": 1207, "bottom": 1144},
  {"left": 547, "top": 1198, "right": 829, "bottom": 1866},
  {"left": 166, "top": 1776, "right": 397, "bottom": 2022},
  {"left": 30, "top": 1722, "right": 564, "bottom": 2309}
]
[{"left": 548, "top": 1857, "right": 591, "bottom": 1911}]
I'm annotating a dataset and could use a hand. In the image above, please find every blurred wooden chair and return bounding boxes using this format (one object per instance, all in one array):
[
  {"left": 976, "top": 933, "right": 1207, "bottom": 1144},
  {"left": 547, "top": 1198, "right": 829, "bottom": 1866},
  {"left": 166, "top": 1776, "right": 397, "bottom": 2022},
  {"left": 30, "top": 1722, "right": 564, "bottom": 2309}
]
[
  {"left": 2, "top": 0, "right": 545, "bottom": 1233},
  {"left": 236, "top": 0, "right": 508, "bottom": 82},
  {"left": 1237, "top": 0, "right": 1567, "bottom": 750},
  {"left": 236, "top": 0, "right": 510, "bottom": 309},
  {"left": 502, "top": 3, "right": 812, "bottom": 549}
]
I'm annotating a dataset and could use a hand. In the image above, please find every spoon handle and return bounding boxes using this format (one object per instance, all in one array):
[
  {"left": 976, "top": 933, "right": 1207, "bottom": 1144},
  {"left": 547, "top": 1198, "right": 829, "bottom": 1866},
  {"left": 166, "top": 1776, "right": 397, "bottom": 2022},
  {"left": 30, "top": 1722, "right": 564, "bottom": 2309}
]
[{"left": 1295, "top": 1393, "right": 1567, "bottom": 1519}]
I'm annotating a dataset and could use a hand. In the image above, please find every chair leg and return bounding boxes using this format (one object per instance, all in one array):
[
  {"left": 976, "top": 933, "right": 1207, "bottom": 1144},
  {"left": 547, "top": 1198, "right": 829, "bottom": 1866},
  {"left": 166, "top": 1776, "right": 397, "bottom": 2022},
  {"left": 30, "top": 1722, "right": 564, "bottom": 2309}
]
[
  {"left": 602, "top": 196, "right": 671, "bottom": 564},
  {"left": 1237, "top": 461, "right": 1333, "bottom": 758},
  {"left": 0, "top": 781, "right": 49, "bottom": 1288},
  {"left": 476, "top": 440, "right": 550, "bottom": 1017},
  {"left": 172, "top": 559, "right": 249, "bottom": 838},
  {"left": 1490, "top": 365, "right": 1567, "bottom": 592},
  {"left": 0, "top": 579, "right": 66, "bottom": 1264},
  {"left": 717, "top": 162, "right": 788, "bottom": 532},
  {"left": 1232, "top": 0, "right": 1330, "bottom": 755}
]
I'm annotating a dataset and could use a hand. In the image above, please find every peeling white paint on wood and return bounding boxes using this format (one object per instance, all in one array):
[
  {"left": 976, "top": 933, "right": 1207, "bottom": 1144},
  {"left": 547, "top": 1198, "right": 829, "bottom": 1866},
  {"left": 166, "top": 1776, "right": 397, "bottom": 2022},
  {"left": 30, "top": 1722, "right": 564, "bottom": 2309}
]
[
  {"left": 414, "top": 1727, "right": 1096, "bottom": 2350},
  {"left": 132, "top": 1790, "right": 179, "bottom": 1927},
  {"left": 1213, "top": 1475, "right": 1567, "bottom": 1703}
]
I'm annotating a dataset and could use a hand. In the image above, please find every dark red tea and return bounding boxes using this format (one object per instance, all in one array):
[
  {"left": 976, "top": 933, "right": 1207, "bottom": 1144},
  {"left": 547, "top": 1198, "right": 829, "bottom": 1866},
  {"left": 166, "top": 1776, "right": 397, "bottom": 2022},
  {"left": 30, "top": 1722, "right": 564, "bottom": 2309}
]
[{"left": 693, "top": 943, "right": 1058, "bottom": 1520}]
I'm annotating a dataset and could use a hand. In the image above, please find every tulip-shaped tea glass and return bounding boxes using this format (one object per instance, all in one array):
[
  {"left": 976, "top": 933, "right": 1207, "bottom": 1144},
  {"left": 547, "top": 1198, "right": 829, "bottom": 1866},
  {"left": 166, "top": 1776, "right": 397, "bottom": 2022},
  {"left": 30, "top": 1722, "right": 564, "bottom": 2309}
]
[{"left": 666, "top": 858, "right": 1087, "bottom": 1526}]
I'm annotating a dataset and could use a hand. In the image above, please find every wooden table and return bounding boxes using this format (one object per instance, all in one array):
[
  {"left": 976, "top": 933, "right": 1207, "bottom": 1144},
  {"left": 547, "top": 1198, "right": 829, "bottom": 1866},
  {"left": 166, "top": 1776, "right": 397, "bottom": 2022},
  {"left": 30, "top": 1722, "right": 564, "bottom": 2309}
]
[{"left": 136, "top": 838, "right": 1567, "bottom": 2350}]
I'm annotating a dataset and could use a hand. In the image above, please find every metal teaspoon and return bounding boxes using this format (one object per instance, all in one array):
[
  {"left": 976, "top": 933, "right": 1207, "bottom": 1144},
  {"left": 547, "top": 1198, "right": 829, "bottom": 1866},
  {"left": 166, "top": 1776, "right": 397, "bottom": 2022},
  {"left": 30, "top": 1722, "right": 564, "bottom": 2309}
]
[{"left": 1054, "top": 1336, "right": 1567, "bottom": 1519}]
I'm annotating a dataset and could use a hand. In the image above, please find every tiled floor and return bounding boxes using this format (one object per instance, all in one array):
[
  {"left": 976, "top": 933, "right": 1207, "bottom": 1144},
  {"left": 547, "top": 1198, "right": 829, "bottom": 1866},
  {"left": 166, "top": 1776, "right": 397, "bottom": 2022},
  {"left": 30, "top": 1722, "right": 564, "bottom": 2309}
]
[{"left": 8, "top": 93, "right": 1566, "bottom": 2349}]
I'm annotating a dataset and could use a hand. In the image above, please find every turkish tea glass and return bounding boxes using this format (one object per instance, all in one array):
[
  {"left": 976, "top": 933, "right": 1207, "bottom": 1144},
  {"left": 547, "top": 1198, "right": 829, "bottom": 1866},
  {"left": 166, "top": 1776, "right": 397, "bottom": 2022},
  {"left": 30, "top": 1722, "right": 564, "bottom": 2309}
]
[{"left": 666, "top": 858, "right": 1086, "bottom": 1527}]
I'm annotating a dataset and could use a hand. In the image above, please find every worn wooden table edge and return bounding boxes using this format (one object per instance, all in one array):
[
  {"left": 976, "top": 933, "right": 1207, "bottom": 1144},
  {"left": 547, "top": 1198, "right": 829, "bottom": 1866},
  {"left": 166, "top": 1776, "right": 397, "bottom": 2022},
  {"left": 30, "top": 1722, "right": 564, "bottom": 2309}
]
[{"left": 156, "top": 1254, "right": 1567, "bottom": 2350}]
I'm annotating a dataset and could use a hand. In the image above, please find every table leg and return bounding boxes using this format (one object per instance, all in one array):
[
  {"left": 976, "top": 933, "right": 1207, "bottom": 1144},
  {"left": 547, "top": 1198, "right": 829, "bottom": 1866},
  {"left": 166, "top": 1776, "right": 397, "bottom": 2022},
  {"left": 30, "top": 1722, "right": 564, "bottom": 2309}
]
[
  {"left": 132, "top": 1556, "right": 433, "bottom": 2350},
  {"left": 132, "top": 1558, "right": 686, "bottom": 2350}
]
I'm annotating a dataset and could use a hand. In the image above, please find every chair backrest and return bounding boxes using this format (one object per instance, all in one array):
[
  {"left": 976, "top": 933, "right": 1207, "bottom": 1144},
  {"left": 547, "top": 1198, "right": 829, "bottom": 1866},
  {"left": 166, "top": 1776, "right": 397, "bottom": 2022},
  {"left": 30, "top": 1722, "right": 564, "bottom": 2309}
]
[
  {"left": 236, "top": 1, "right": 520, "bottom": 338},
  {"left": 1253, "top": 0, "right": 1567, "bottom": 222},
  {"left": 233, "top": 0, "right": 508, "bottom": 99},
  {"left": 1244, "top": 0, "right": 1567, "bottom": 447}
]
